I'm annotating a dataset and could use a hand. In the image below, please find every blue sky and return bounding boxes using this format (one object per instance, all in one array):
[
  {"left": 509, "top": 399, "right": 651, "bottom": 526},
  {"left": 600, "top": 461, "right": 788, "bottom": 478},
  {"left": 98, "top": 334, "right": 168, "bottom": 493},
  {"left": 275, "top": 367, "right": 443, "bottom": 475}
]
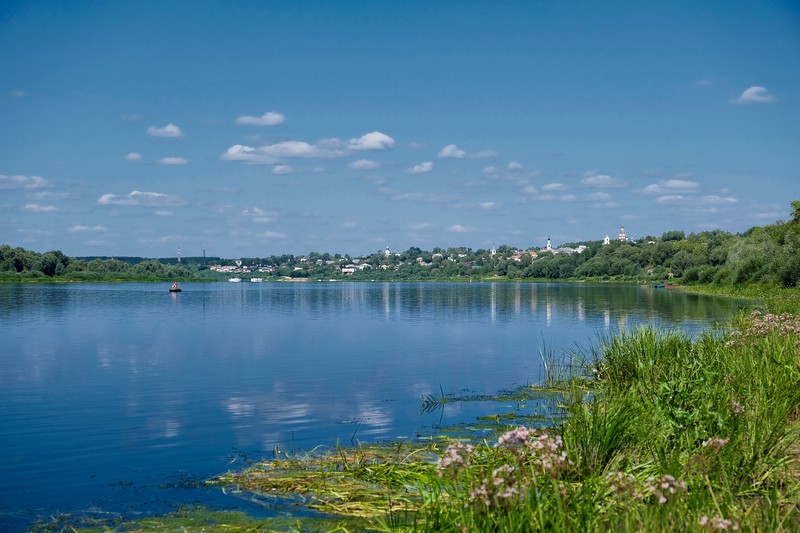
[{"left": 1, "top": 1, "right": 798, "bottom": 258}]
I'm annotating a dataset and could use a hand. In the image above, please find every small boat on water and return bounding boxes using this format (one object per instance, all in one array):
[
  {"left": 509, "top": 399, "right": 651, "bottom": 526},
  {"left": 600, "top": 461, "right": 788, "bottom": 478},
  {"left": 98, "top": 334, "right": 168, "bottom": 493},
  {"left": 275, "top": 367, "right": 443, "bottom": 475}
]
[
  {"left": 169, "top": 283, "right": 182, "bottom": 292},
  {"left": 250, "top": 277, "right": 263, "bottom": 283},
  {"left": 228, "top": 277, "right": 242, "bottom": 283}
]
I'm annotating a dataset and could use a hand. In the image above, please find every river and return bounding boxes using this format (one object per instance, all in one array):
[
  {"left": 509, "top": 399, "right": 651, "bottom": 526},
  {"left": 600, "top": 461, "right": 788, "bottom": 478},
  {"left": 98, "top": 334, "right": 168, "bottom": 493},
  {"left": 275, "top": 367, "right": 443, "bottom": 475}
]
[{"left": 0, "top": 282, "right": 736, "bottom": 530}]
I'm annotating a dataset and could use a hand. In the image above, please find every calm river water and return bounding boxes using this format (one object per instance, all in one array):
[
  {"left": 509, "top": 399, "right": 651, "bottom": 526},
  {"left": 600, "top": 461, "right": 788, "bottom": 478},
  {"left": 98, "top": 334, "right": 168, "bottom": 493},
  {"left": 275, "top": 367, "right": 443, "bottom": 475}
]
[{"left": 0, "top": 282, "right": 737, "bottom": 530}]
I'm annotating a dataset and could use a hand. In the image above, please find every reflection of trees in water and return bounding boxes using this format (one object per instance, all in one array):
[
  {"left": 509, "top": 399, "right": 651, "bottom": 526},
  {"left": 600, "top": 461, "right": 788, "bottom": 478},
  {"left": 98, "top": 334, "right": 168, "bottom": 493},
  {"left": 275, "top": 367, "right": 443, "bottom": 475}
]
[{"left": 208, "top": 282, "right": 735, "bottom": 327}]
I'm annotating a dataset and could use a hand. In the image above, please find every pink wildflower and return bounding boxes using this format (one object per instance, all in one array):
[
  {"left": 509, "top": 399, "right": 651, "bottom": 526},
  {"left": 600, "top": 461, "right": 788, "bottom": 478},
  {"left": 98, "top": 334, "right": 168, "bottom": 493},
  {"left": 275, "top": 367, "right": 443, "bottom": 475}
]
[
  {"left": 436, "top": 442, "right": 475, "bottom": 478},
  {"left": 646, "top": 474, "right": 686, "bottom": 504},
  {"left": 702, "top": 437, "right": 730, "bottom": 453},
  {"left": 699, "top": 514, "right": 740, "bottom": 531}
]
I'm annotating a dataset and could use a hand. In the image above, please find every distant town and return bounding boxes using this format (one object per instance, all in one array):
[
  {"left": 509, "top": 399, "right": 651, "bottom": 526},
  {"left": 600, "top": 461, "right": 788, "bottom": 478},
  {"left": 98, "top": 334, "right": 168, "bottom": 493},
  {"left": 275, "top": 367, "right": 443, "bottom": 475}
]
[
  {"left": 2, "top": 202, "right": 799, "bottom": 287},
  {"left": 207, "top": 228, "right": 631, "bottom": 279}
]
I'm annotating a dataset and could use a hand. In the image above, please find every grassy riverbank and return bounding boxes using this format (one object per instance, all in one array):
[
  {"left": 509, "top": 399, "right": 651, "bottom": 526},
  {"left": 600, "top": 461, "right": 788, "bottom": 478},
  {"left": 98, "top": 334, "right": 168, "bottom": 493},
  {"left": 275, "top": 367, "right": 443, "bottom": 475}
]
[{"left": 33, "top": 289, "right": 800, "bottom": 532}]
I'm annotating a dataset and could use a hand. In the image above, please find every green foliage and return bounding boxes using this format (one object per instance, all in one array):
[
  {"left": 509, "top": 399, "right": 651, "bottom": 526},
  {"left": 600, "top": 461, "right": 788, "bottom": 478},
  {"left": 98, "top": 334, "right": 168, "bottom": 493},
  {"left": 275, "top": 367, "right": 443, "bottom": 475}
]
[
  {"left": 3, "top": 200, "right": 799, "bottom": 285},
  {"left": 0, "top": 245, "right": 203, "bottom": 282}
]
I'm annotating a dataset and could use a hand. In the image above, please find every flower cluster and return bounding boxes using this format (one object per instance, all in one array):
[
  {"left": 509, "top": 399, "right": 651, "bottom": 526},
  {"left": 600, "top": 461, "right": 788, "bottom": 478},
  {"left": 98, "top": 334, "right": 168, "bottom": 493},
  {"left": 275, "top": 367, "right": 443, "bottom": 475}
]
[
  {"left": 494, "top": 426, "right": 573, "bottom": 475},
  {"left": 727, "top": 310, "right": 800, "bottom": 347},
  {"left": 730, "top": 400, "right": 745, "bottom": 415},
  {"left": 701, "top": 437, "right": 730, "bottom": 453},
  {"left": 645, "top": 474, "right": 687, "bottom": 504},
  {"left": 469, "top": 464, "right": 519, "bottom": 508},
  {"left": 436, "top": 442, "right": 475, "bottom": 478},
  {"left": 604, "top": 470, "right": 638, "bottom": 498},
  {"left": 699, "top": 514, "right": 740, "bottom": 531}
]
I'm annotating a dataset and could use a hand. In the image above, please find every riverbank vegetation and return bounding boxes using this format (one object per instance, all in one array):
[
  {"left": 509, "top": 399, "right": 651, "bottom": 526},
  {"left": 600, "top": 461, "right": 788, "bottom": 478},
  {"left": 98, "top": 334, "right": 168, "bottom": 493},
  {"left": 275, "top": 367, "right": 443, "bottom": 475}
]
[
  {"left": 194, "top": 306, "right": 799, "bottom": 532},
  {"left": 4, "top": 200, "right": 799, "bottom": 286}
]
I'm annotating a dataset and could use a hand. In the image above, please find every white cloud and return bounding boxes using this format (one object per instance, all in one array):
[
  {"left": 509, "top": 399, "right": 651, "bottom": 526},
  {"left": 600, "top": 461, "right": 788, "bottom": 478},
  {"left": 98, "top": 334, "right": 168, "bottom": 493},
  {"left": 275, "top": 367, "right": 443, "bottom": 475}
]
[
  {"left": 0, "top": 174, "right": 49, "bottom": 190},
  {"left": 377, "top": 186, "right": 458, "bottom": 203},
  {"left": 657, "top": 195, "right": 684, "bottom": 204},
  {"left": 581, "top": 174, "right": 624, "bottom": 188},
  {"left": 147, "top": 123, "right": 182, "bottom": 138},
  {"left": 507, "top": 161, "right": 522, "bottom": 170},
  {"left": 220, "top": 144, "right": 277, "bottom": 164},
  {"left": 702, "top": 195, "right": 738, "bottom": 204},
  {"left": 483, "top": 166, "right": 498, "bottom": 175},
  {"left": 542, "top": 182, "right": 566, "bottom": 191},
  {"left": 585, "top": 192, "right": 612, "bottom": 201},
  {"left": 643, "top": 179, "right": 700, "bottom": 194},
  {"left": 446, "top": 224, "right": 473, "bottom": 233},
  {"left": 224, "top": 132, "right": 391, "bottom": 166},
  {"left": 439, "top": 144, "right": 466, "bottom": 159},
  {"left": 272, "top": 164, "right": 293, "bottom": 175},
  {"left": 235, "top": 111, "right": 285, "bottom": 126},
  {"left": 259, "top": 140, "right": 345, "bottom": 158},
  {"left": 69, "top": 224, "right": 107, "bottom": 233},
  {"left": 154, "top": 210, "right": 174, "bottom": 217},
  {"left": 439, "top": 143, "right": 495, "bottom": 159},
  {"left": 242, "top": 207, "right": 269, "bottom": 217},
  {"left": 125, "top": 152, "right": 142, "bottom": 161},
  {"left": 97, "top": 190, "right": 186, "bottom": 207},
  {"left": 410, "top": 223, "right": 432, "bottom": 230},
  {"left": 478, "top": 201, "right": 497, "bottom": 209},
  {"left": 348, "top": 131, "right": 395, "bottom": 151},
  {"left": 349, "top": 159, "right": 380, "bottom": 170},
  {"left": 29, "top": 191, "right": 76, "bottom": 200},
  {"left": 406, "top": 161, "right": 433, "bottom": 174},
  {"left": 342, "top": 221, "right": 358, "bottom": 229},
  {"left": 560, "top": 194, "right": 577, "bottom": 201},
  {"left": 158, "top": 157, "right": 188, "bottom": 165},
  {"left": 22, "top": 203, "right": 57, "bottom": 212},
  {"left": 263, "top": 231, "right": 287, "bottom": 239},
  {"left": 522, "top": 186, "right": 538, "bottom": 194},
  {"left": 733, "top": 86, "right": 776, "bottom": 104}
]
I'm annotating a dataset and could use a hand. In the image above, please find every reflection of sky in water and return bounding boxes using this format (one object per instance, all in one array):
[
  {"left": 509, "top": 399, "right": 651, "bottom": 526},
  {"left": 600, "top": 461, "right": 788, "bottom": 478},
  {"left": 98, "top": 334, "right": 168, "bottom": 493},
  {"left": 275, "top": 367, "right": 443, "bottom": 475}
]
[{"left": 0, "top": 282, "right": 737, "bottom": 529}]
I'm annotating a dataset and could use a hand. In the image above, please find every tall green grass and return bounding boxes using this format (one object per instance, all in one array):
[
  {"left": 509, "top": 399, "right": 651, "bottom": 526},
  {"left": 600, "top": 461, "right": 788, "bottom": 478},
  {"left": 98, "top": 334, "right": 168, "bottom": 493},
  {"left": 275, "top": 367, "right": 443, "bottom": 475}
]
[{"left": 411, "top": 310, "right": 800, "bottom": 532}]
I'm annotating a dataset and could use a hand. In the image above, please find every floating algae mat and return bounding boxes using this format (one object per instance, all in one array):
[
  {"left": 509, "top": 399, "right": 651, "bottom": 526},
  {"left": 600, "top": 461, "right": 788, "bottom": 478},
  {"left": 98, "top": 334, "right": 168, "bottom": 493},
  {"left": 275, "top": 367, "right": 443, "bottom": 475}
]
[
  {"left": 31, "top": 385, "right": 566, "bottom": 531},
  {"left": 209, "top": 442, "right": 441, "bottom": 528},
  {"left": 204, "top": 385, "right": 567, "bottom": 528}
]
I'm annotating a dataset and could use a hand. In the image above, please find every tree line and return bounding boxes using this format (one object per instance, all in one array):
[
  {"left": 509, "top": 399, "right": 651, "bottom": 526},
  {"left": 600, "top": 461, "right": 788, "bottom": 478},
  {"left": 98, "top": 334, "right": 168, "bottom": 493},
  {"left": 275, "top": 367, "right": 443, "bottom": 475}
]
[{"left": 2, "top": 201, "right": 799, "bottom": 287}]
